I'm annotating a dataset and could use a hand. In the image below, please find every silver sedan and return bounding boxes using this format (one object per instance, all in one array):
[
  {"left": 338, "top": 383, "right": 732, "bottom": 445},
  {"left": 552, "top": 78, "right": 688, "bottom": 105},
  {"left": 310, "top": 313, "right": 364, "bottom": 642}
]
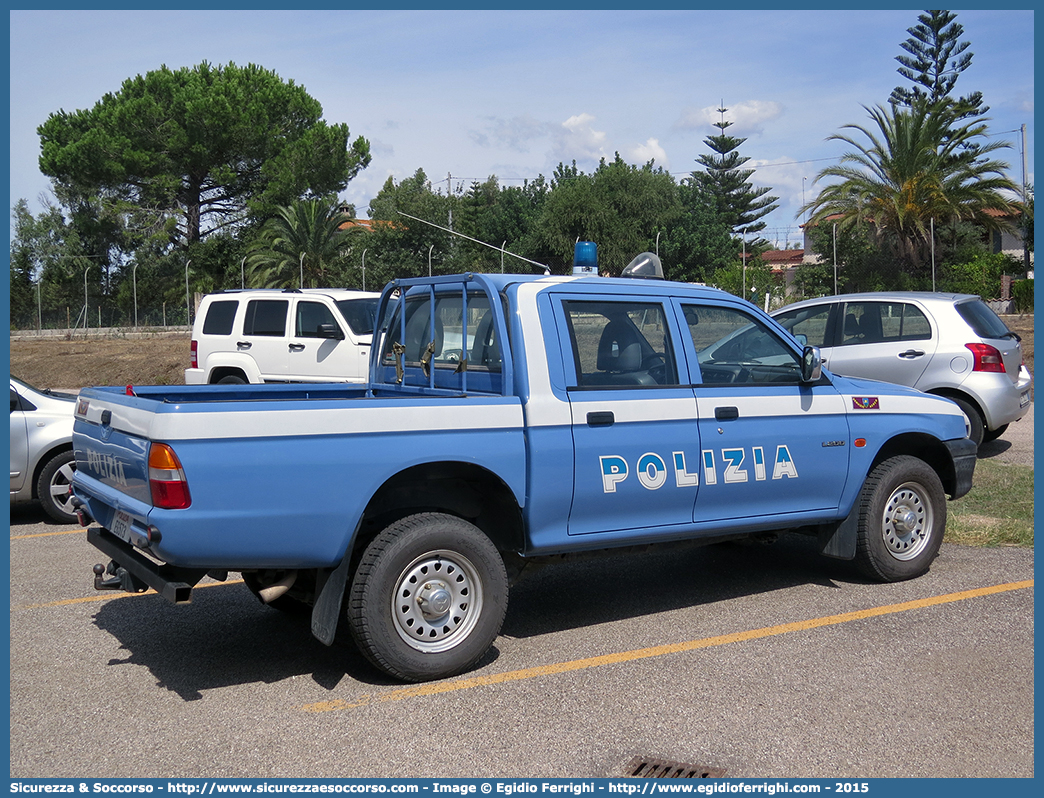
[{"left": 10, "top": 376, "right": 78, "bottom": 523}]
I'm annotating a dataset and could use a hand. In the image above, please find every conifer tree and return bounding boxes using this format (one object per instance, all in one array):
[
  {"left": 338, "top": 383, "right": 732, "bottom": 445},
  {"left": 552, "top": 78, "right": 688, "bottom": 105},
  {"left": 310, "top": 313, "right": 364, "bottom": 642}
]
[
  {"left": 889, "top": 9, "right": 986, "bottom": 120},
  {"left": 690, "top": 105, "right": 778, "bottom": 240}
]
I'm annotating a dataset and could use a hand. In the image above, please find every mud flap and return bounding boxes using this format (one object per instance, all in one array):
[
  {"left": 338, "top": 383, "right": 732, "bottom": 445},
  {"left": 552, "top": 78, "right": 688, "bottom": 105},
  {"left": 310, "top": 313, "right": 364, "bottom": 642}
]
[
  {"left": 817, "top": 505, "right": 858, "bottom": 560},
  {"left": 310, "top": 553, "right": 353, "bottom": 646}
]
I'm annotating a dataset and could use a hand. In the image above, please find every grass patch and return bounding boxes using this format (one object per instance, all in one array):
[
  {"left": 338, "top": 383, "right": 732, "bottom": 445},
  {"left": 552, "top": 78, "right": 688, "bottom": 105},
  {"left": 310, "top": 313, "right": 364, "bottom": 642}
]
[{"left": 947, "top": 458, "right": 1034, "bottom": 547}]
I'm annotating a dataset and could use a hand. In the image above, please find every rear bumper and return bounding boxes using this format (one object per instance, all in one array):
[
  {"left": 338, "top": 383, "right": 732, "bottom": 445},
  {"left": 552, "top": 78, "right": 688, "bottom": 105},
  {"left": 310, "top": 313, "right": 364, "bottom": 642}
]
[
  {"left": 945, "top": 437, "right": 977, "bottom": 500},
  {"left": 88, "top": 526, "right": 208, "bottom": 603},
  {"left": 962, "top": 368, "right": 1032, "bottom": 430}
]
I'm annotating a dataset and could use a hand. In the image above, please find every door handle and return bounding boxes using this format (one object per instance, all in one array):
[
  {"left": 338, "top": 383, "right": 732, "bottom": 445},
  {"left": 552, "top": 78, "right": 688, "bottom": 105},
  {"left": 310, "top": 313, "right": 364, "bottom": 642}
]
[
  {"left": 289, "top": 343, "right": 305, "bottom": 352},
  {"left": 715, "top": 406, "right": 739, "bottom": 420},
  {"left": 898, "top": 349, "right": 925, "bottom": 359},
  {"left": 586, "top": 411, "right": 615, "bottom": 427},
  {"left": 236, "top": 341, "right": 252, "bottom": 350}
]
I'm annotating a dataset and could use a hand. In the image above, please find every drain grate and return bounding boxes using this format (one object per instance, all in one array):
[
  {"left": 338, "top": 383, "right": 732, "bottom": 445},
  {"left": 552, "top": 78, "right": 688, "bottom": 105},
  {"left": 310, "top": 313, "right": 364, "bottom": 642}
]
[{"left": 623, "top": 755, "right": 727, "bottom": 779}]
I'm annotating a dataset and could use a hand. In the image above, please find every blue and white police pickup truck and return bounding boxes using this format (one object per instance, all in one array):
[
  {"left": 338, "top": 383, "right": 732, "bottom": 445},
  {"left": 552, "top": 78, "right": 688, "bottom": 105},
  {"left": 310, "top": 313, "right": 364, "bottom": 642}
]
[{"left": 72, "top": 255, "right": 976, "bottom": 682}]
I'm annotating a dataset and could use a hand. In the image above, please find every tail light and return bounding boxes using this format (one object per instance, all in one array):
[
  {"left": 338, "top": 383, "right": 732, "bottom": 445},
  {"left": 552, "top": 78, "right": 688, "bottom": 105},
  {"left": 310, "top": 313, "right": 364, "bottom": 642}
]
[
  {"left": 965, "top": 343, "right": 1006, "bottom": 374},
  {"left": 190, "top": 340, "right": 198, "bottom": 369},
  {"left": 148, "top": 443, "right": 191, "bottom": 509}
]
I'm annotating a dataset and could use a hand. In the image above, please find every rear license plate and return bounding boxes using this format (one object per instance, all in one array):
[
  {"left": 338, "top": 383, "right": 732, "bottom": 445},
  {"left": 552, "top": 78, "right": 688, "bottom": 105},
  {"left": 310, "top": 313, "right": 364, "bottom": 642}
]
[
  {"left": 1020, "top": 391, "right": 1030, "bottom": 408},
  {"left": 110, "top": 510, "right": 133, "bottom": 543}
]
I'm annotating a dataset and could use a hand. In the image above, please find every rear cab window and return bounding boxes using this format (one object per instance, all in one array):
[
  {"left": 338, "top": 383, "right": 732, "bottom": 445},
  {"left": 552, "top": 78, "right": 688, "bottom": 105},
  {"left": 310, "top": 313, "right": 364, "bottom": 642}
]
[{"left": 379, "top": 289, "right": 504, "bottom": 393}]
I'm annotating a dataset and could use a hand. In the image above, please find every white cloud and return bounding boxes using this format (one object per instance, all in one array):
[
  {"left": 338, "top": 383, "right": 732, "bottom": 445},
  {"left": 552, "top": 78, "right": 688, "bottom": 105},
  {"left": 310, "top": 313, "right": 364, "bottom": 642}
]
[
  {"left": 626, "top": 138, "right": 669, "bottom": 169},
  {"left": 674, "top": 100, "right": 784, "bottom": 137},
  {"left": 552, "top": 113, "right": 608, "bottom": 164}
]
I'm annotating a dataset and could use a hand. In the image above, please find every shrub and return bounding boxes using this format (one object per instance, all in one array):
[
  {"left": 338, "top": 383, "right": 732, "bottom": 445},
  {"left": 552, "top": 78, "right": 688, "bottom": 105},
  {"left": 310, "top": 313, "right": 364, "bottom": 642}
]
[{"left": 1012, "top": 278, "right": 1034, "bottom": 313}]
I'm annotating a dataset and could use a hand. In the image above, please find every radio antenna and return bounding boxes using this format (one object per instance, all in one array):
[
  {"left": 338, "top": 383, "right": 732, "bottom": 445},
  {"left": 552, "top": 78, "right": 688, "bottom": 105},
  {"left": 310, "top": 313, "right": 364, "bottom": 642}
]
[{"left": 397, "top": 211, "right": 550, "bottom": 274}]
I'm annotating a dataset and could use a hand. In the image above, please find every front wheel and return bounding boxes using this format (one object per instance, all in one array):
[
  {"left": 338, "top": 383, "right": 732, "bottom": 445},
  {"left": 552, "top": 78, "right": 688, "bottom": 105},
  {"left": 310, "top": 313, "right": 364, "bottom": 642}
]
[
  {"left": 348, "top": 513, "right": 508, "bottom": 682},
  {"left": 855, "top": 456, "right": 946, "bottom": 582}
]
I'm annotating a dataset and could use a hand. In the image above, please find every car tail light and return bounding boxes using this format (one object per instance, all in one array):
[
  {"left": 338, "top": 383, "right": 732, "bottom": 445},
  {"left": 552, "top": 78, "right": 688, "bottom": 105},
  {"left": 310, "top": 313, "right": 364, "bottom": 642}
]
[
  {"left": 965, "top": 343, "right": 1006, "bottom": 373},
  {"left": 190, "top": 340, "right": 198, "bottom": 369},
  {"left": 148, "top": 443, "right": 191, "bottom": 509}
]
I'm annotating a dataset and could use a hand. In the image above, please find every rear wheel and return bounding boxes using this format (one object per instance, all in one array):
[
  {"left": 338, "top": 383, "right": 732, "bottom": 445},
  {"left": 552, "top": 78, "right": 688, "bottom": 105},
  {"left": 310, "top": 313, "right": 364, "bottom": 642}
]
[
  {"left": 982, "top": 424, "right": 1008, "bottom": 444},
  {"left": 855, "top": 456, "right": 946, "bottom": 582},
  {"left": 216, "top": 374, "right": 247, "bottom": 385},
  {"left": 950, "top": 396, "right": 984, "bottom": 448},
  {"left": 36, "top": 449, "right": 77, "bottom": 524},
  {"left": 348, "top": 513, "right": 508, "bottom": 682}
]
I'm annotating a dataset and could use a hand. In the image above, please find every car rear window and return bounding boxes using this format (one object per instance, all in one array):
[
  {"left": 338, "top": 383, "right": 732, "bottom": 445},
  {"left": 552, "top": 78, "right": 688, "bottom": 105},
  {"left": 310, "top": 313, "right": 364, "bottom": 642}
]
[
  {"left": 201, "top": 300, "right": 238, "bottom": 335},
  {"left": 955, "top": 299, "right": 1012, "bottom": 340}
]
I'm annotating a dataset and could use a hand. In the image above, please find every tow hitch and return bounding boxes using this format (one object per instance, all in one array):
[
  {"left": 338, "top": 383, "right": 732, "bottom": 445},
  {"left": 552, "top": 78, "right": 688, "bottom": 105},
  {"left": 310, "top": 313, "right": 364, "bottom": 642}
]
[
  {"left": 93, "top": 561, "right": 149, "bottom": 594},
  {"left": 87, "top": 527, "right": 207, "bottom": 604}
]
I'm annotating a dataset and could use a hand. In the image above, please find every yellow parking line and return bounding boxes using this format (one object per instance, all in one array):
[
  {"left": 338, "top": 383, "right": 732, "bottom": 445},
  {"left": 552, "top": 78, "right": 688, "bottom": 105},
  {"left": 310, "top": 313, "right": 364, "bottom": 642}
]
[
  {"left": 11, "top": 527, "right": 88, "bottom": 540},
  {"left": 14, "top": 578, "right": 245, "bottom": 610},
  {"left": 301, "top": 579, "right": 1034, "bottom": 713}
]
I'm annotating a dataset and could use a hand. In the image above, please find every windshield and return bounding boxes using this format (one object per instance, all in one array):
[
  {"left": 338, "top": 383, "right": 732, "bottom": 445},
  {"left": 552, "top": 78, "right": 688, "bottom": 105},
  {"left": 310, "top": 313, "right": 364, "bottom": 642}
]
[{"left": 335, "top": 298, "right": 379, "bottom": 336}]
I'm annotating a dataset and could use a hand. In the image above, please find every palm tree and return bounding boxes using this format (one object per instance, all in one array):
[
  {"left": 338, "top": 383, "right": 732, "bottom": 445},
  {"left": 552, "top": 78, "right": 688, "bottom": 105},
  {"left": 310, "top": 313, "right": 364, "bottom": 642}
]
[
  {"left": 802, "top": 101, "right": 1019, "bottom": 272},
  {"left": 246, "top": 199, "right": 359, "bottom": 288}
]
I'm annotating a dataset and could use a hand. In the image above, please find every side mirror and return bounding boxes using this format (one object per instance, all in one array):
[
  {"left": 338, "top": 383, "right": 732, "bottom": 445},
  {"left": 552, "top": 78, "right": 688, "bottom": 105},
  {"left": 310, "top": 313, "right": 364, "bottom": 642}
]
[
  {"left": 801, "top": 346, "right": 823, "bottom": 383},
  {"left": 318, "top": 323, "right": 345, "bottom": 341},
  {"left": 793, "top": 333, "right": 808, "bottom": 347}
]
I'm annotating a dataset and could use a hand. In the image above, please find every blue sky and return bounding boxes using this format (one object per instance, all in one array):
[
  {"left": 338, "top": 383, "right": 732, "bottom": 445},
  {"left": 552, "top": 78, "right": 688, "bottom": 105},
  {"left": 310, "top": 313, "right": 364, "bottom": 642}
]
[{"left": 8, "top": 7, "right": 1035, "bottom": 249}]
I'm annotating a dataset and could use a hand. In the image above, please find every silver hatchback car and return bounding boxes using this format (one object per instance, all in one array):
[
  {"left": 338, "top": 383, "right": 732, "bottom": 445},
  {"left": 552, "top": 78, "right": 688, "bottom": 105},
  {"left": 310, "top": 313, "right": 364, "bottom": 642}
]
[
  {"left": 772, "top": 292, "right": 1032, "bottom": 446},
  {"left": 10, "top": 376, "right": 78, "bottom": 523}
]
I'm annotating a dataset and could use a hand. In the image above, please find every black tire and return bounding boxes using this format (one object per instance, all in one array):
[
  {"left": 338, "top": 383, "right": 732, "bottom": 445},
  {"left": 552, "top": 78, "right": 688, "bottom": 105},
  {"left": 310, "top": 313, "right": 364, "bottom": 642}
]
[
  {"left": 982, "top": 423, "right": 1008, "bottom": 444},
  {"left": 855, "top": 456, "right": 946, "bottom": 582},
  {"left": 216, "top": 374, "right": 247, "bottom": 385},
  {"left": 950, "top": 396, "right": 984, "bottom": 448},
  {"left": 348, "top": 513, "right": 508, "bottom": 682},
  {"left": 36, "top": 449, "right": 78, "bottom": 524}
]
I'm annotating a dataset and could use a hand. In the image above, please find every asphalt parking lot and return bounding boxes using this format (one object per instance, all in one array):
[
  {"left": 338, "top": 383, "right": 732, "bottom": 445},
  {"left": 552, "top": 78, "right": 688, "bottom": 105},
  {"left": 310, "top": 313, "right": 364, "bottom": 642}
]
[{"left": 8, "top": 409, "right": 1034, "bottom": 780}]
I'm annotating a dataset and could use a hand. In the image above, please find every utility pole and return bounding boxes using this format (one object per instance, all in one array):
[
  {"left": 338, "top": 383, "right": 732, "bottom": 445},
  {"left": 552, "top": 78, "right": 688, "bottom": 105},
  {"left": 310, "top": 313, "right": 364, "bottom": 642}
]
[{"left": 1021, "top": 124, "right": 1031, "bottom": 276}]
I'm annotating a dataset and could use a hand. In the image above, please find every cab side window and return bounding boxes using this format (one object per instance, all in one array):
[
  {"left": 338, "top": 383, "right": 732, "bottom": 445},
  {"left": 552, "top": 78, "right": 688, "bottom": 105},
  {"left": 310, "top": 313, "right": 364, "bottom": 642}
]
[
  {"left": 295, "top": 301, "right": 341, "bottom": 338},
  {"left": 562, "top": 301, "right": 678, "bottom": 388},
  {"left": 841, "top": 301, "right": 931, "bottom": 345},
  {"left": 684, "top": 303, "right": 801, "bottom": 385},
  {"left": 243, "top": 300, "right": 288, "bottom": 337}
]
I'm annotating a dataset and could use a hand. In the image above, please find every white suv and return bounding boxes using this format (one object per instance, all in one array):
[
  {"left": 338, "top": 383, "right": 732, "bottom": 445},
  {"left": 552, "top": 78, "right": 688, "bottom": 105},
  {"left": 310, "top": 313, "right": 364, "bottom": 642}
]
[{"left": 186, "top": 288, "right": 380, "bottom": 385}]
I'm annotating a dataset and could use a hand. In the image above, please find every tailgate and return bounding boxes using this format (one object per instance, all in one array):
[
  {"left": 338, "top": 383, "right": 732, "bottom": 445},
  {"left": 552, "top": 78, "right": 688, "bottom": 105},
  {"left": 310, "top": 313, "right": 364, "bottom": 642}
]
[{"left": 72, "top": 389, "right": 155, "bottom": 540}]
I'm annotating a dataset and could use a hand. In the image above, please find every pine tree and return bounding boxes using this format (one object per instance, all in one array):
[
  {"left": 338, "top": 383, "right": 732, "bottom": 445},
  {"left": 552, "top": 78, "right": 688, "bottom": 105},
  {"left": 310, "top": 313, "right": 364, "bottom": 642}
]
[
  {"left": 690, "top": 105, "right": 778, "bottom": 240},
  {"left": 889, "top": 10, "right": 987, "bottom": 120}
]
